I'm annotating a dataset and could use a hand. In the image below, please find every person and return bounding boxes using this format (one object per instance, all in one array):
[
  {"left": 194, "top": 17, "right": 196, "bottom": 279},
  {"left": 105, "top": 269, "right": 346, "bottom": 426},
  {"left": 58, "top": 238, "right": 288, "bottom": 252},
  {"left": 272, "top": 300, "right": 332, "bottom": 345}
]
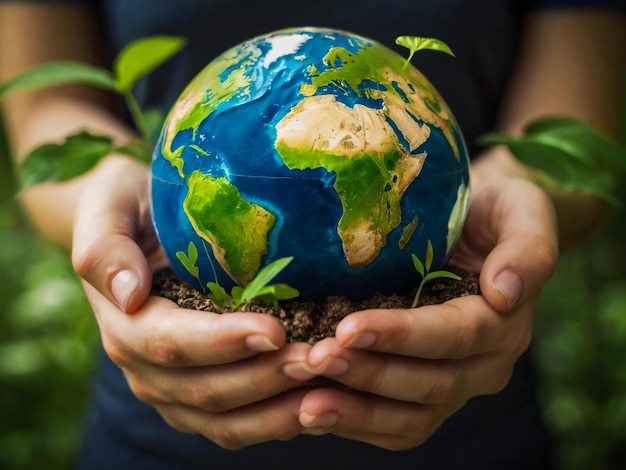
[{"left": 1, "top": 1, "right": 624, "bottom": 468}]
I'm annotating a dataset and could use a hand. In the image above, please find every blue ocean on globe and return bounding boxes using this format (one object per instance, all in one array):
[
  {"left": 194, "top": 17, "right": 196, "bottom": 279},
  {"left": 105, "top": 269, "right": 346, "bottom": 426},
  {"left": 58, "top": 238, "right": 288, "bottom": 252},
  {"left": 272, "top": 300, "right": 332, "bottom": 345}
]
[{"left": 151, "top": 27, "right": 470, "bottom": 301}]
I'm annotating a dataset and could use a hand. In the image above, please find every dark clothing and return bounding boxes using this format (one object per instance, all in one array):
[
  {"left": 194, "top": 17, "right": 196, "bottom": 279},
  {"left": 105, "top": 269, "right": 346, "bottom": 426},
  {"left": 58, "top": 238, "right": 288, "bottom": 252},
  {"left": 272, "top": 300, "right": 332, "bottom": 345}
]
[{"left": 79, "top": 349, "right": 551, "bottom": 470}]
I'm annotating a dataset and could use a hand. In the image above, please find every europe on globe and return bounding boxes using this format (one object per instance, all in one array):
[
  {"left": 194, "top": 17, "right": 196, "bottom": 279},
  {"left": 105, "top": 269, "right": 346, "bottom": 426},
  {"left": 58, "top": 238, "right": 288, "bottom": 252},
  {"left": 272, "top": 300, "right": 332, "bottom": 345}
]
[{"left": 151, "top": 27, "right": 470, "bottom": 301}]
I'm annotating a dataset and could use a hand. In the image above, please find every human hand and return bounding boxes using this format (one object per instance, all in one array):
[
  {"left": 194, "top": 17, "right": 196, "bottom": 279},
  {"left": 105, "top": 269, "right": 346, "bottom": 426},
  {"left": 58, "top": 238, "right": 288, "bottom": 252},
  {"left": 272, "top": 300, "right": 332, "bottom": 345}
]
[
  {"left": 292, "top": 165, "right": 558, "bottom": 450},
  {"left": 72, "top": 157, "right": 315, "bottom": 449}
]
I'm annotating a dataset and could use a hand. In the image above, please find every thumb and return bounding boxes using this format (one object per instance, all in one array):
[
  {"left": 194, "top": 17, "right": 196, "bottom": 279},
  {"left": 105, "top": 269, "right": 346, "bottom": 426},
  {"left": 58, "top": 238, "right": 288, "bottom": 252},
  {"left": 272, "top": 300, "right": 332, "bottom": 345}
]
[
  {"left": 479, "top": 183, "right": 559, "bottom": 312},
  {"left": 71, "top": 158, "right": 155, "bottom": 313}
]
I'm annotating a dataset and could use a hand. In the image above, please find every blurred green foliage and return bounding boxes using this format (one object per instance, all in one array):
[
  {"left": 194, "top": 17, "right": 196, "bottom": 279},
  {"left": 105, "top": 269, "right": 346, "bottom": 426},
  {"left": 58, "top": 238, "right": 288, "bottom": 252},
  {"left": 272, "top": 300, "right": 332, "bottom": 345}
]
[
  {"left": 0, "top": 109, "right": 625, "bottom": 470},
  {"left": 533, "top": 189, "right": 626, "bottom": 469},
  {"left": 0, "top": 202, "right": 98, "bottom": 469},
  {"left": 0, "top": 111, "right": 98, "bottom": 469}
]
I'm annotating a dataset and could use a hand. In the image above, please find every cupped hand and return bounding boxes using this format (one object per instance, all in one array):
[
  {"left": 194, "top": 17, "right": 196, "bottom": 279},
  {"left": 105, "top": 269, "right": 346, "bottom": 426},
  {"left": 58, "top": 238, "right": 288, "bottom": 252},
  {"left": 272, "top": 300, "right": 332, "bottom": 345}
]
[
  {"left": 293, "top": 168, "right": 558, "bottom": 450},
  {"left": 72, "top": 156, "right": 316, "bottom": 449}
]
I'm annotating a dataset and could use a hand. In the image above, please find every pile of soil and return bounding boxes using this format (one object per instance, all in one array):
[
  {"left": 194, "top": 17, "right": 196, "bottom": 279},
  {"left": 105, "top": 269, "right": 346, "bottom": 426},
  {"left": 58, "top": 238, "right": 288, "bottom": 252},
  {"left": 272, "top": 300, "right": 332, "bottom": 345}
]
[{"left": 152, "top": 266, "right": 480, "bottom": 344}]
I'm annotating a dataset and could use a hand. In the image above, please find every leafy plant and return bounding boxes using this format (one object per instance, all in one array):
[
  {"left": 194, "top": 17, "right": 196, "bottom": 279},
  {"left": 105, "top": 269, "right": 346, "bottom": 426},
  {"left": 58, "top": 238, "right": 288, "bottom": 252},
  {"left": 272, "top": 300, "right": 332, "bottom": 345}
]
[
  {"left": 395, "top": 35, "right": 455, "bottom": 70},
  {"left": 410, "top": 240, "right": 462, "bottom": 308},
  {"left": 480, "top": 116, "right": 626, "bottom": 205},
  {"left": 0, "top": 36, "right": 186, "bottom": 192},
  {"left": 207, "top": 257, "right": 300, "bottom": 311},
  {"left": 175, "top": 241, "right": 201, "bottom": 283}
]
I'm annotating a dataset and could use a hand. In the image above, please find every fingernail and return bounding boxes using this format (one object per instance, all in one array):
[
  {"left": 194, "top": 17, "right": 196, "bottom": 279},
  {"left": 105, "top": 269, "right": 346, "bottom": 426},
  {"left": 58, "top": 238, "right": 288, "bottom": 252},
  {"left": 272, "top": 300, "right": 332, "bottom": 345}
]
[
  {"left": 282, "top": 362, "right": 316, "bottom": 381},
  {"left": 343, "top": 331, "right": 377, "bottom": 349},
  {"left": 305, "top": 356, "right": 349, "bottom": 376},
  {"left": 111, "top": 269, "right": 139, "bottom": 312},
  {"left": 493, "top": 269, "right": 523, "bottom": 311},
  {"left": 245, "top": 334, "right": 280, "bottom": 352},
  {"left": 300, "top": 411, "right": 338, "bottom": 429}
]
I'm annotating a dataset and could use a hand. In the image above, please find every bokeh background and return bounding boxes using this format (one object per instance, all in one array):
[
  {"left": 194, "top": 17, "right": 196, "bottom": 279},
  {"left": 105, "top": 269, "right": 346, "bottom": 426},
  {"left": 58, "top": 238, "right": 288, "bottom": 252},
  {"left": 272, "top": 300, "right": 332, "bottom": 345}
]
[{"left": 0, "top": 106, "right": 624, "bottom": 469}]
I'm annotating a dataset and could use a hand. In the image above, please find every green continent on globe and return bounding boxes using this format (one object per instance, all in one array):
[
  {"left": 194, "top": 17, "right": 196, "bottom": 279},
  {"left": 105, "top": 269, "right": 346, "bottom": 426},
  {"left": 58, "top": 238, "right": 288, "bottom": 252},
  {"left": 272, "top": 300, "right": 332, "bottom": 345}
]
[
  {"left": 299, "top": 43, "right": 460, "bottom": 159},
  {"left": 275, "top": 95, "right": 426, "bottom": 268},
  {"left": 274, "top": 40, "right": 461, "bottom": 268},
  {"left": 183, "top": 171, "right": 276, "bottom": 284}
]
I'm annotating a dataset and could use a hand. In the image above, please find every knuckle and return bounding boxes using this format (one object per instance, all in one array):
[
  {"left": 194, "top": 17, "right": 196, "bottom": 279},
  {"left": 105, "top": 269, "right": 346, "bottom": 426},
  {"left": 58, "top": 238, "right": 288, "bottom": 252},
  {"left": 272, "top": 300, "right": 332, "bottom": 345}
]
[
  {"left": 246, "top": 363, "right": 276, "bottom": 396},
  {"left": 71, "top": 242, "right": 102, "bottom": 280},
  {"left": 534, "top": 237, "right": 558, "bottom": 278},
  {"left": 451, "top": 311, "right": 482, "bottom": 358},
  {"left": 423, "top": 367, "right": 459, "bottom": 404},
  {"left": 145, "top": 337, "right": 187, "bottom": 367},
  {"left": 179, "top": 381, "right": 227, "bottom": 412},
  {"left": 102, "top": 334, "right": 132, "bottom": 368}
]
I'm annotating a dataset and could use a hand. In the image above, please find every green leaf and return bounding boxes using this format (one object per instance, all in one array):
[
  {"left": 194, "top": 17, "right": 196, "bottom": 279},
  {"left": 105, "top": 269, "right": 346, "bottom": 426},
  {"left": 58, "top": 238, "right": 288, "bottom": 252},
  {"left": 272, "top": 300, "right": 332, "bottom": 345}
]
[
  {"left": 480, "top": 130, "right": 620, "bottom": 205},
  {"left": 395, "top": 36, "right": 455, "bottom": 69},
  {"left": 114, "top": 139, "right": 151, "bottom": 161},
  {"left": 480, "top": 116, "right": 626, "bottom": 205},
  {"left": 240, "top": 257, "right": 294, "bottom": 303},
  {"left": 255, "top": 284, "right": 300, "bottom": 304},
  {"left": 425, "top": 240, "right": 434, "bottom": 272},
  {"left": 206, "top": 282, "right": 230, "bottom": 309},
  {"left": 19, "top": 131, "right": 114, "bottom": 189},
  {"left": 187, "top": 241, "right": 199, "bottom": 265},
  {"left": 523, "top": 117, "right": 626, "bottom": 173},
  {"left": 0, "top": 61, "right": 116, "bottom": 99},
  {"left": 175, "top": 242, "right": 199, "bottom": 278},
  {"left": 423, "top": 270, "right": 463, "bottom": 283},
  {"left": 411, "top": 253, "right": 425, "bottom": 277},
  {"left": 231, "top": 286, "right": 244, "bottom": 307},
  {"left": 114, "top": 36, "right": 187, "bottom": 93}
]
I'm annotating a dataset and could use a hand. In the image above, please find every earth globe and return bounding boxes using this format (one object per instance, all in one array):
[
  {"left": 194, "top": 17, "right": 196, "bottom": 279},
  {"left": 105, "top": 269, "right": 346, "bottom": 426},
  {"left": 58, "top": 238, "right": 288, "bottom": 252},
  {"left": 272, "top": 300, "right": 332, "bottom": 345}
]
[{"left": 151, "top": 27, "right": 470, "bottom": 301}]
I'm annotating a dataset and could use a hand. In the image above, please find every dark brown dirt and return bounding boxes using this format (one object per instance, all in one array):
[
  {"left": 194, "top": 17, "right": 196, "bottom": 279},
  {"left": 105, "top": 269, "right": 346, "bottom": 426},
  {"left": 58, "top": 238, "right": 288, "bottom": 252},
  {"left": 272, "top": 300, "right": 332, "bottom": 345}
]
[{"left": 151, "top": 266, "right": 480, "bottom": 344}]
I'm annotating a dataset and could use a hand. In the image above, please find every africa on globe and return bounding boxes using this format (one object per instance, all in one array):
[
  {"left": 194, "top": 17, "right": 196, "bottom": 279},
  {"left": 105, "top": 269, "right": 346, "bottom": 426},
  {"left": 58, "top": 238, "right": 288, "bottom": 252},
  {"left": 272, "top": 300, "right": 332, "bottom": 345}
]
[{"left": 151, "top": 27, "right": 470, "bottom": 301}]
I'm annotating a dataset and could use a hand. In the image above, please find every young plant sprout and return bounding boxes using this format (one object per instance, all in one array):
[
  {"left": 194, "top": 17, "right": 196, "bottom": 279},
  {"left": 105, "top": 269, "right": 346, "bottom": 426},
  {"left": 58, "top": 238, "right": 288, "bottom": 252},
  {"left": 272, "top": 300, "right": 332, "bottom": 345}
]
[
  {"left": 175, "top": 241, "right": 202, "bottom": 286},
  {"left": 207, "top": 257, "right": 300, "bottom": 311},
  {"left": 411, "top": 240, "right": 462, "bottom": 308},
  {"left": 395, "top": 35, "right": 455, "bottom": 70}
]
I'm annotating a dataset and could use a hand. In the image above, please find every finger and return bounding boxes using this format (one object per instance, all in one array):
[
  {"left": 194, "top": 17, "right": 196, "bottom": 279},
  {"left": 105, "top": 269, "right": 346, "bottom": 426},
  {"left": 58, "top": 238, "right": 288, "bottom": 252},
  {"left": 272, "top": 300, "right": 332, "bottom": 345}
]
[
  {"left": 299, "top": 387, "right": 461, "bottom": 450},
  {"left": 467, "top": 179, "right": 558, "bottom": 312},
  {"left": 72, "top": 157, "right": 160, "bottom": 313},
  {"left": 124, "top": 342, "right": 315, "bottom": 412},
  {"left": 158, "top": 388, "right": 308, "bottom": 450},
  {"left": 305, "top": 338, "right": 514, "bottom": 404},
  {"left": 85, "top": 283, "right": 288, "bottom": 367},
  {"left": 334, "top": 295, "right": 525, "bottom": 359}
]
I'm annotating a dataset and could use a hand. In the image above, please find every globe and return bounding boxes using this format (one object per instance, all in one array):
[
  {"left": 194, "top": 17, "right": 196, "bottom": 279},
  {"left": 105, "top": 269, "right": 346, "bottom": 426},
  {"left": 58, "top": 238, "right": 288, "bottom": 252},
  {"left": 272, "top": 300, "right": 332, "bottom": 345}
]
[{"left": 151, "top": 27, "right": 470, "bottom": 301}]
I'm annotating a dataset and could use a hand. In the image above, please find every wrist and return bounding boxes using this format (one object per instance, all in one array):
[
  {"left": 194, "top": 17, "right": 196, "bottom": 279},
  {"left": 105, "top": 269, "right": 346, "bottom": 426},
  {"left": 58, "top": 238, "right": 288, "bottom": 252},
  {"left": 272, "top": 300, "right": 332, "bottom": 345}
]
[{"left": 19, "top": 153, "right": 147, "bottom": 251}]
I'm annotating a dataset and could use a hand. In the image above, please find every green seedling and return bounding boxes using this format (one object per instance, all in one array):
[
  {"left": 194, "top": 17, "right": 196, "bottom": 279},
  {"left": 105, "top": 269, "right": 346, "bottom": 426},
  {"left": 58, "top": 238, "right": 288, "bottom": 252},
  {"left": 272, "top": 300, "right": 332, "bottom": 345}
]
[
  {"left": 395, "top": 35, "right": 455, "bottom": 70},
  {"left": 175, "top": 241, "right": 201, "bottom": 284},
  {"left": 207, "top": 256, "right": 300, "bottom": 311},
  {"left": 411, "top": 240, "right": 462, "bottom": 308},
  {"left": 0, "top": 36, "right": 186, "bottom": 192}
]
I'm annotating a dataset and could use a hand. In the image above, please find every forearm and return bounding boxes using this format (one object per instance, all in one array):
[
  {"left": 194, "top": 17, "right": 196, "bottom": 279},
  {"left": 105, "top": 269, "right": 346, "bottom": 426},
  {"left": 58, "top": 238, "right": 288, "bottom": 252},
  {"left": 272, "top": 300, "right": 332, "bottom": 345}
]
[
  {"left": 11, "top": 96, "right": 137, "bottom": 250},
  {"left": 479, "top": 10, "right": 625, "bottom": 250},
  {"left": 1, "top": 3, "right": 136, "bottom": 250}
]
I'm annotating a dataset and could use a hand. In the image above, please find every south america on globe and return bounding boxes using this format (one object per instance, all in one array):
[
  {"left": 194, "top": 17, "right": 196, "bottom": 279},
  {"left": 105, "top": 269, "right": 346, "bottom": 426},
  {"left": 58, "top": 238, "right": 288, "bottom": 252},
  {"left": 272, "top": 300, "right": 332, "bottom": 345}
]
[{"left": 151, "top": 27, "right": 470, "bottom": 301}]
